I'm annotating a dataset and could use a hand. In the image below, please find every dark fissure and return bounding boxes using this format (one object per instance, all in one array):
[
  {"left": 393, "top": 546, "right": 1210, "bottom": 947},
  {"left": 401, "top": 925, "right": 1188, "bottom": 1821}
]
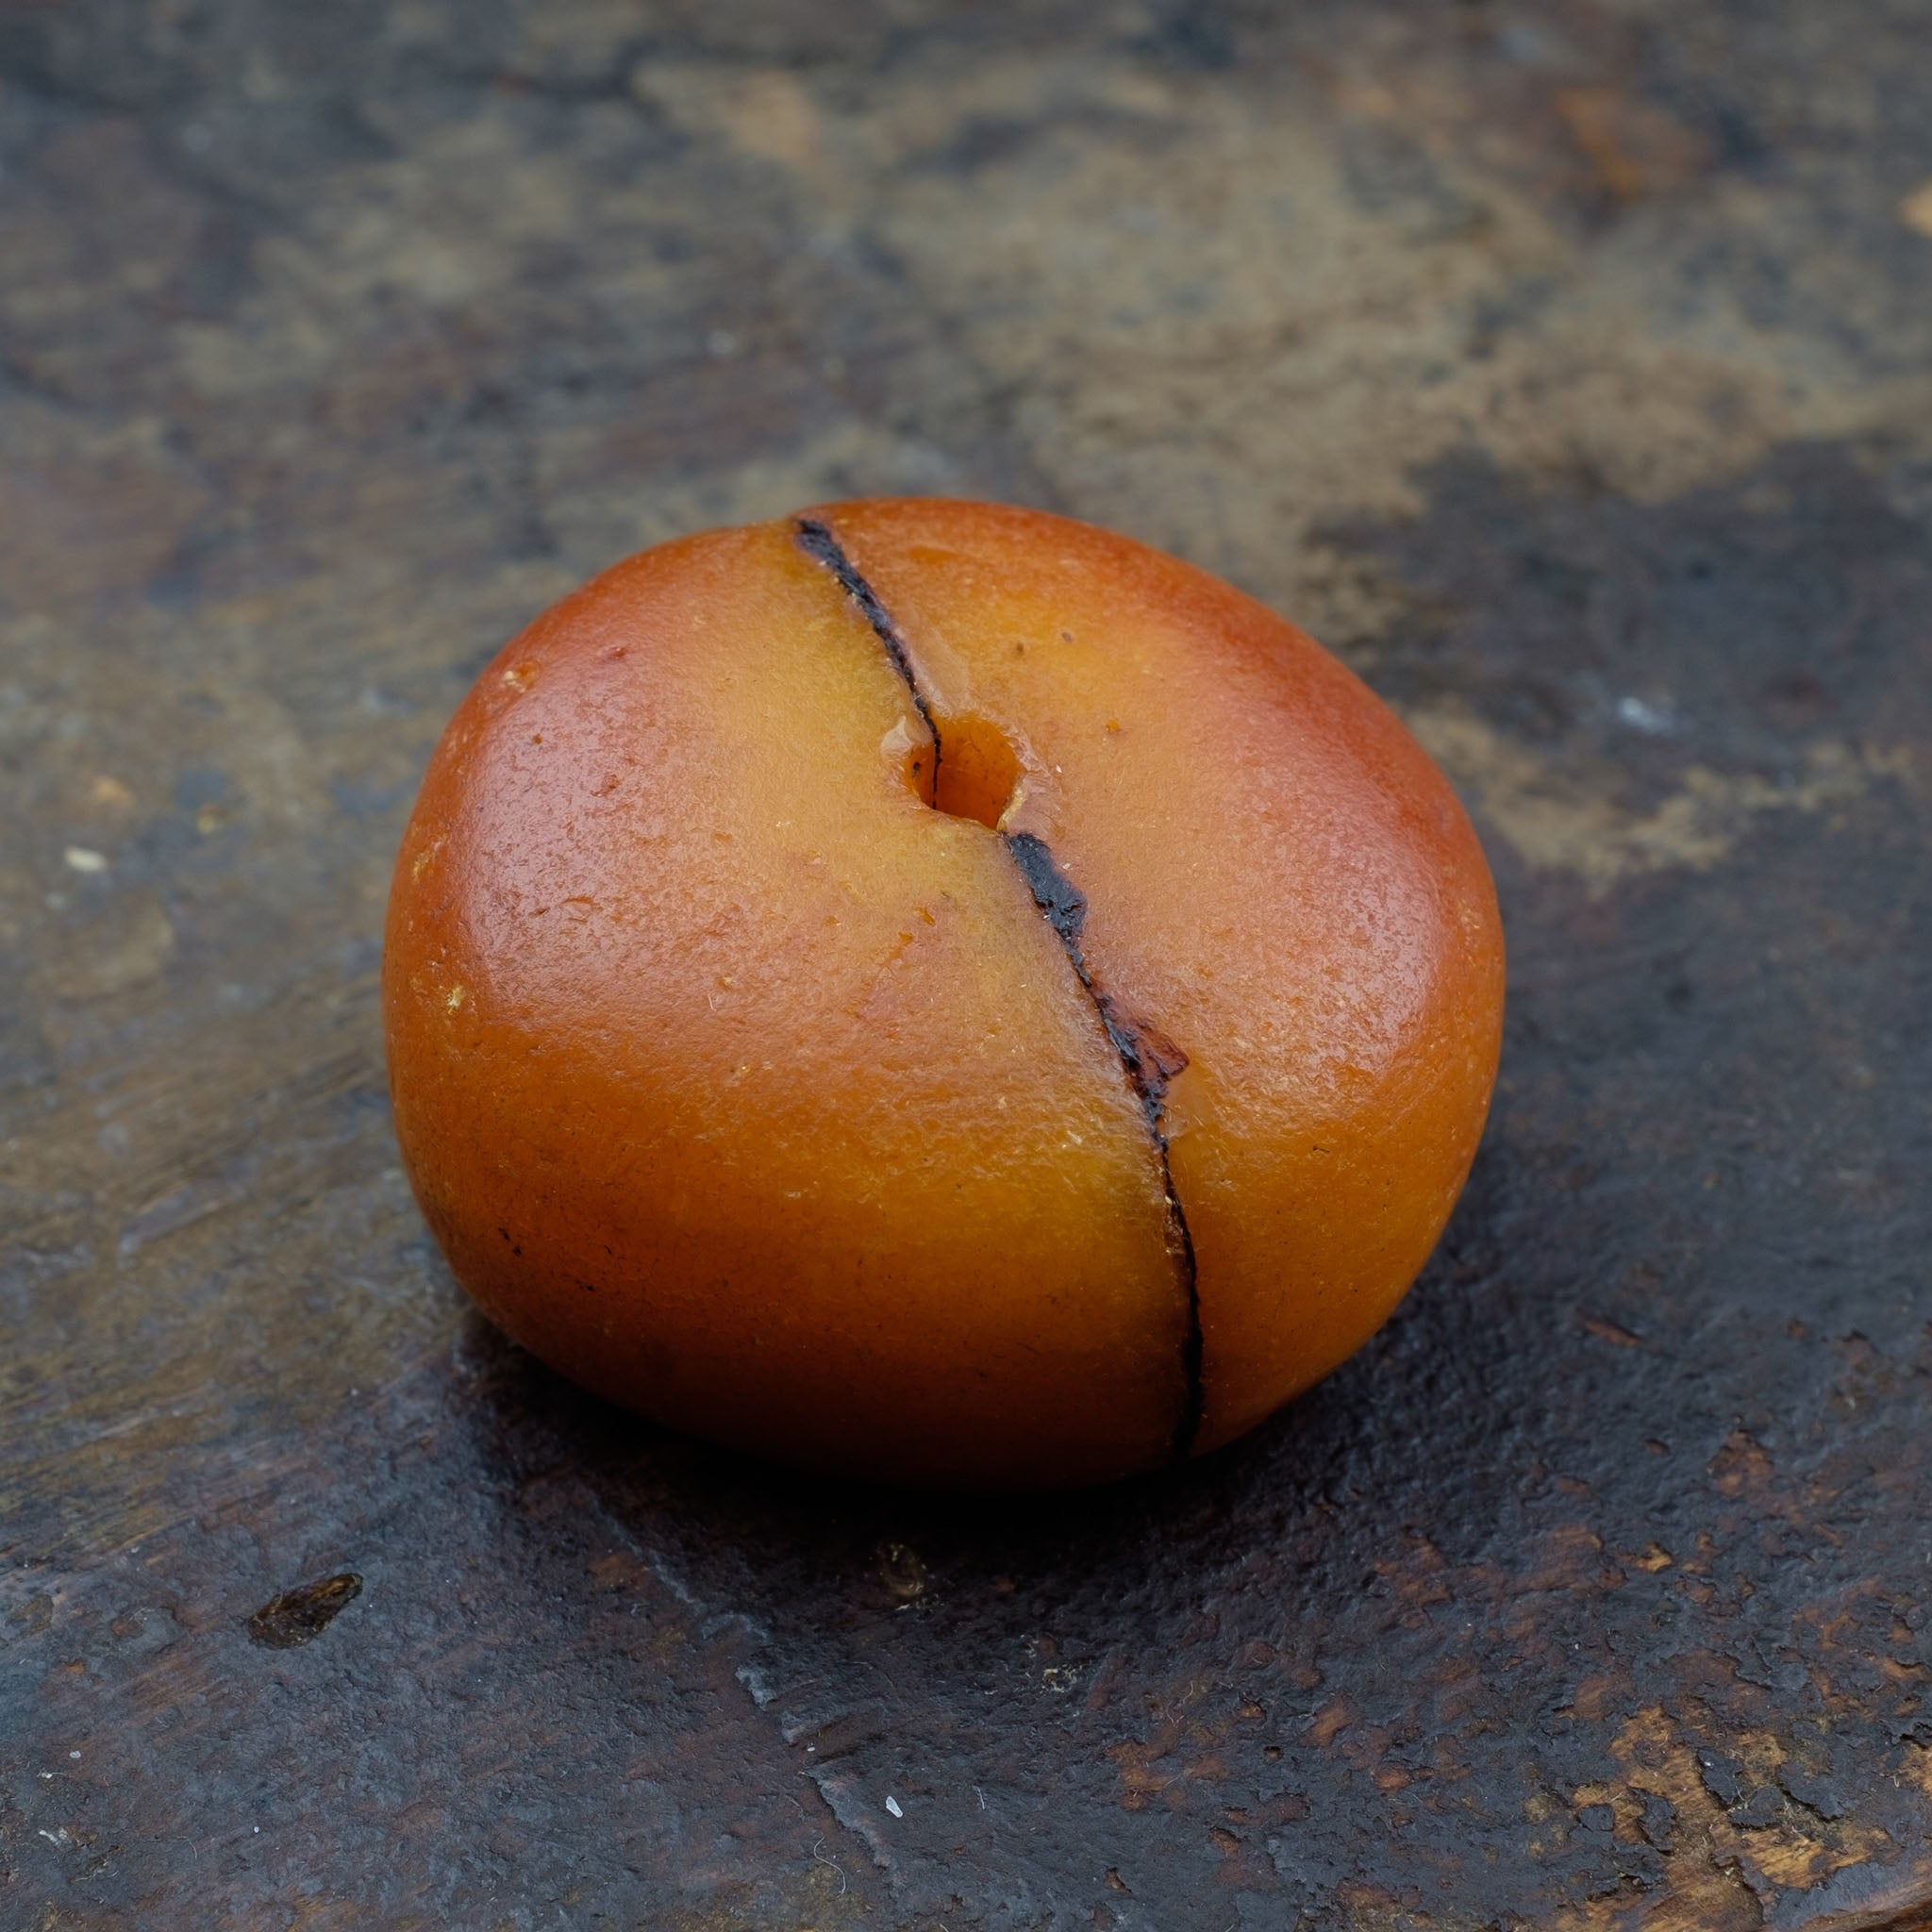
[
  {"left": 793, "top": 516, "right": 1206, "bottom": 1462},
  {"left": 794, "top": 518, "right": 943, "bottom": 799},
  {"left": 1003, "top": 835, "right": 1204, "bottom": 1461}
]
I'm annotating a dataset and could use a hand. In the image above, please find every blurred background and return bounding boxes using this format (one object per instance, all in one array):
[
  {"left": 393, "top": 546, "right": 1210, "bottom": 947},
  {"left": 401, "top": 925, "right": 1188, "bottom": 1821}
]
[{"left": 4, "top": 3, "right": 1930, "bottom": 1928}]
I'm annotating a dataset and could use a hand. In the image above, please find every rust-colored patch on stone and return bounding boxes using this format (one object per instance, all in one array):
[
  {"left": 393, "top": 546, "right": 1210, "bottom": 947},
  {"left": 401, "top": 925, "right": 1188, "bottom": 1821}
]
[
  {"left": 245, "top": 1574, "right": 362, "bottom": 1650},
  {"left": 1547, "top": 1707, "right": 1924, "bottom": 1930}
]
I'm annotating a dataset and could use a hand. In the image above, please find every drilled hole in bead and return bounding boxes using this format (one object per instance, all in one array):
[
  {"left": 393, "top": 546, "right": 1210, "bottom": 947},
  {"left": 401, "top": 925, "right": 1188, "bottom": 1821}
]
[{"left": 932, "top": 713, "right": 1021, "bottom": 830}]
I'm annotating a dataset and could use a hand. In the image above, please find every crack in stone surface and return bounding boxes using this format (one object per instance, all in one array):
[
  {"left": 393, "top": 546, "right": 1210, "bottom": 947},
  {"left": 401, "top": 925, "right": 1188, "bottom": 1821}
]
[{"left": 794, "top": 517, "right": 1205, "bottom": 1461}]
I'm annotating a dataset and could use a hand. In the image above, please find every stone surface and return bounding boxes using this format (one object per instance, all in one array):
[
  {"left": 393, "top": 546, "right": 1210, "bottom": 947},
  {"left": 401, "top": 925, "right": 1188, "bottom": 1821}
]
[{"left": 3, "top": 2, "right": 1930, "bottom": 1926}]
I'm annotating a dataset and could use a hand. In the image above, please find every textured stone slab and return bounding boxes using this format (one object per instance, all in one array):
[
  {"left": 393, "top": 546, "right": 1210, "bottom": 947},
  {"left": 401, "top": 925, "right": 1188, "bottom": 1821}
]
[{"left": 4, "top": 3, "right": 1930, "bottom": 1925}]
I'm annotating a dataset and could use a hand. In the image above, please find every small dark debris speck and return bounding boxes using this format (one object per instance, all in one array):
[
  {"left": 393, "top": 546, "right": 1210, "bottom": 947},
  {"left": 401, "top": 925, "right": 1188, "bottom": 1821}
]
[
  {"left": 1728, "top": 1785, "right": 1787, "bottom": 1829},
  {"left": 1696, "top": 1750, "right": 1742, "bottom": 1806}
]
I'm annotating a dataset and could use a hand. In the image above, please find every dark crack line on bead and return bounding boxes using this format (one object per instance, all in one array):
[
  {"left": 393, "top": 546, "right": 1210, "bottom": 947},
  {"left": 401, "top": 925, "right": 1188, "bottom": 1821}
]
[
  {"left": 1004, "top": 833, "right": 1203, "bottom": 1463},
  {"left": 794, "top": 517, "right": 1205, "bottom": 1463},
  {"left": 796, "top": 517, "right": 943, "bottom": 797}
]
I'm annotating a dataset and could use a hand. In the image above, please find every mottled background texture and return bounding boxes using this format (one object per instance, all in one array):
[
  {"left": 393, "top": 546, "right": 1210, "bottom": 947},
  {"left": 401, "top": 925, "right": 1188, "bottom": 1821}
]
[{"left": 4, "top": 2, "right": 1931, "bottom": 1927}]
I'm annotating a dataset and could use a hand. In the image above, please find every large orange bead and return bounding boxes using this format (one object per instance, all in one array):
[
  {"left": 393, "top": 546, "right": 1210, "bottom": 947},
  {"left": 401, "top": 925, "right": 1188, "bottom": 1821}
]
[{"left": 383, "top": 501, "right": 1504, "bottom": 1488}]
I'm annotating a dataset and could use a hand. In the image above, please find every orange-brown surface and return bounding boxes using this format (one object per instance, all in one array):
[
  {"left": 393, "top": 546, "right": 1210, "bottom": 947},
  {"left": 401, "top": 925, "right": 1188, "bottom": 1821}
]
[{"left": 383, "top": 501, "right": 1505, "bottom": 1484}]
